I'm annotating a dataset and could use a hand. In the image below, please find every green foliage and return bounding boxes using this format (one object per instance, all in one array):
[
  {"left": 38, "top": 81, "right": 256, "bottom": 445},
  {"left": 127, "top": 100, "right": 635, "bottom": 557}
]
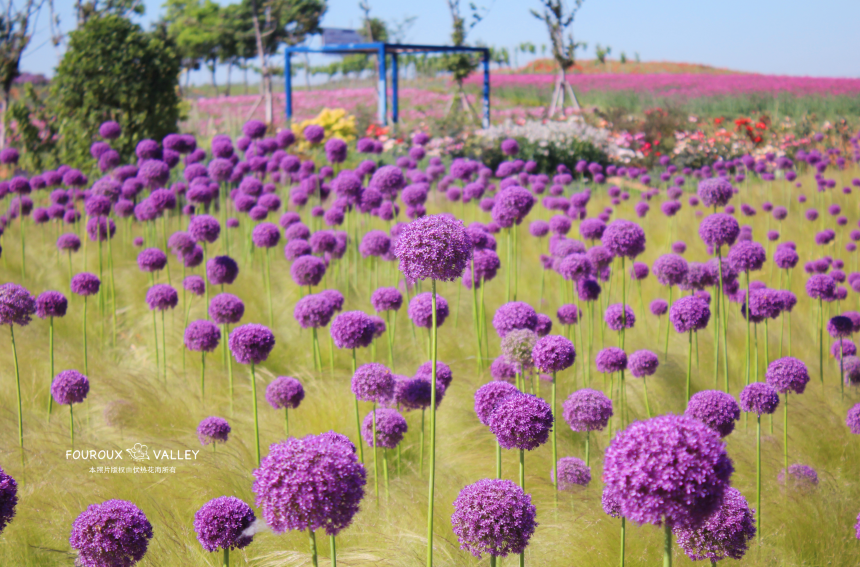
[
  {"left": 163, "top": 0, "right": 224, "bottom": 74},
  {"left": 7, "top": 84, "right": 59, "bottom": 171},
  {"left": 51, "top": 14, "right": 181, "bottom": 168},
  {"left": 455, "top": 134, "right": 608, "bottom": 173}
]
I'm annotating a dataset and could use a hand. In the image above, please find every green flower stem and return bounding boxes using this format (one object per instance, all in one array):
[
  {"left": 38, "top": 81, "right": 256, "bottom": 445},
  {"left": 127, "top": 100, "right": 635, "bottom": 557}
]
[
  {"left": 756, "top": 414, "right": 761, "bottom": 542},
  {"left": 48, "top": 317, "right": 54, "bottom": 419},
  {"left": 686, "top": 330, "right": 693, "bottom": 401},
  {"left": 818, "top": 298, "right": 823, "bottom": 383},
  {"left": 784, "top": 393, "right": 789, "bottom": 473},
  {"left": 663, "top": 521, "right": 672, "bottom": 567},
  {"left": 352, "top": 348, "right": 364, "bottom": 463},
  {"left": 108, "top": 233, "right": 117, "bottom": 348},
  {"left": 664, "top": 287, "right": 673, "bottom": 360},
  {"left": 223, "top": 547, "right": 229, "bottom": 567},
  {"left": 83, "top": 296, "right": 89, "bottom": 375},
  {"left": 285, "top": 407, "right": 289, "bottom": 438},
  {"left": 585, "top": 431, "right": 590, "bottom": 467},
  {"left": 161, "top": 310, "right": 167, "bottom": 383},
  {"left": 308, "top": 528, "right": 318, "bottom": 567},
  {"left": 200, "top": 352, "right": 206, "bottom": 400},
  {"left": 70, "top": 404, "right": 74, "bottom": 447},
  {"left": 251, "top": 363, "right": 261, "bottom": 467},
  {"left": 425, "top": 280, "right": 438, "bottom": 567},
  {"left": 386, "top": 310, "right": 394, "bottom": 370},
  {"left": 620, "top": 517, "right": 626, "bottom": 567},
  {"left": 495, "top": 441, "right": 501, "bottom": 479},
  {"left": 151, "top": 309, "right": 159, "bottom": 378},
  {"left": 226, "top": 325, "right": 234, "bottom": 402},
  {"left": 746, "top": 273, "right": 751, "bottom": 388},
  {"left": 505, "top": 228, "right": 512, "bottom": 303},
  {"left": 420, "top": 408, "right": 425, "bottom": 476},
  {"left": 330, "top": 534, "right": 336, "bottom": 567},
  {"left": 373, "top": 403, "right": 379, "bottom": 499},
  {"left": 383, "top": 447, "right": 390, "bottom": 499},
  {"left": 20, "top": 214, "right": 25, "bottom": 279},
  {"left": 551, "top": 371, "right": 558, "bottom": 498},
  {"left": 265, "top": 248, "right": 274, "bottom": 328}
]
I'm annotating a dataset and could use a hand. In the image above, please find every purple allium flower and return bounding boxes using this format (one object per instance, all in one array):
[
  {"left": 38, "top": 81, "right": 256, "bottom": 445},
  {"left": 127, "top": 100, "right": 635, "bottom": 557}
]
[
  {"left": 553, "top": 457, "right": 591, "bottom": 490},
  {"left": 501, "top": 329, "right": 537, "bottom": 370},
  {"left": 628, "top": 350, "right": 659, "bottom": 378},
  {"left": 604, "top": 303, "right": 635, "bottom": 331},
  {"left": 198, "top": 416, "right": 231, "bottom": 445},
  {"left": 778, "top": 464, "right": 818, "bottom": 490},
  {"left": 70, "top": 273, "right": 100, "bottom": 297},
  {"left": 69, "top": 499, "right": 153, "bottom": 567},
  {"left": 189, "top": 214, "right": 221, "bottom": 243},
  {"left": 393, "top": 214, "right": 471, "bottom": 282},
  {"left": 774, "top": 246, "right": 799, "bottom": 270},
  {"left": 36, "top": 291, "right": 68, "bottom": 319},
  {"left": 557, "top": 253, "right": 595, "bottom": 282},
  {"left": 842, "top": 355, "right": 860, "bottom": 384},
  {"left": 206, "top": 256, "right": 239, "bottom": 286},
  {"left": 697, "top": 178, "right": 734, "bottom": 207},
  {"left": 765, "top": 357, "right": 809, "bottom": 394},
  {"left": 650, "top": 299, "right": 668, "bottom": 316},
  {"left": 491, "top": 186, "right": 535, "bottom": 228},
  {"left": 489, "top": 393, "right": 553, "bottom": 451},
  {"left": 806, "top": 274, "right": 836, "bottom": 300},
  {"left": 0, "top": 284, "right": 33, "bottom": 328},
  {"left": 531, "top": 335, "right": 575, "bottom": 372},
  {"left": 330, "top": 311, "right": 376, "bottom": 349},
  {"left": 293, "top": 294, "right": 335, "bottom": 329},
  {"left": 145, "top": 284, "right": 178, "bottom": 311},
  {"left": 208, "top": 293, "right": 244, "bottom": 325},
  {"left": 500, "top": 138, "right": 520, "bottom": 156},
  {"left": 562, "top": 388, "right": 613, "bottom": 431},
  {"left": 51, "top": 369, "right": 89, "bottom": 405},
  {"left": 728, "top": 241, "right": 766, "bottom": 273},
  {"left": 673, "top": 486, "right": 756, "bottom": 562},
  {"left": 595, "top": 347, "right": 627, "bottom": 373},
  {"left": 630, "top": 262, "right": 650, "bottom": 280},
  {"left": 58, "top": 233, "right": 82, "bottom": 252},
  {"left": 408, "top": 292, "right": 449, "bottom": 328},
  {"left": 184, "top": 320, "right": 221, "bottom": 352},
  {"left": 556, "top": 304, "right": 580, "bottom": 325},
  {"left": 534, "top": 313, "right": 552, "bottom": 336},
  {"left": 414, "top": 360, "right": 453, "bottom": 390},
  {"left": 474, "top": 381, "right": 520, "bottom": 425},
  {"left": 137, "top": 248, "right": 167, "bottom": 273},
  {"left": 183, "top": 275, "right": 205, "bottom": 297},
  {"left": 351, "top": 363, "right": 395, "bottom": 403},
  {"left": 670, "top": 296, "right": 711, "bottom": 333},
  {"left": 253, "top": 433, "right": 366, "bottom": 536},
  {"left": 601, "top": 219, "right": 646, "bottom": 258},
  {"left": 284, "top": 239, "right": 311, "bottom": 261},
  {"left": 739, "top": 382, "right": 780, "bottom": 415},
  {"left": 529, "top": 220, "right": 549, "bottom": 237},
  {"left": 0, "top": 466, "right": 17, "bottom": 534},
  {"left": 228, "top": 324, "right": 275, "bottom": 364},
  {"left": 251, "top": 223, "right": 281, "bottom": 249},
  {"left": 371, "top": 287, "right": 403, "bottom": 312},
  {"left": 359, "top": 230, "right": 391, "bottom": 258},
  {"left": 653, "top": 254, "right": 689, "bottom": 286},
  {"left": 579, "top": 218, "right": 606, "bottom": 241},
  {"left": 99, "top": 121, "right": 121, "bottom": 139},
  {"left": 303, "top": 124, "right": 325, "bottom": 144},
  {"left": 603, "top": 414, "right": 734, "bottom": 529},
  {"left": 451, "top": 478, "right": 536, "bottom": 558},
  {"left": 828, "top": 315, "right": 854, "bottom": 338},
  {"left": 194, "top": 496, "right": 256, "bottom": 552},
  {"left": 602, "top": 487, "right": 622, "bottom": 518},
  {"left": 685, "top": 390, "right": 741, "bottom": 437},
  {"left": 290, "top": 255, "right": 327, "bottom": 288},
  {"left": 260, "top": 376, "right": 304, "bottom": 413},
  {"left": 362, "top": 408, "right": 407, "bottom": 448},
  {"left": 492, "top": 301, "right": 538, "bottom": 337},
  {"left": 846, "top": 403, "right": 860, "bottom": 434}
]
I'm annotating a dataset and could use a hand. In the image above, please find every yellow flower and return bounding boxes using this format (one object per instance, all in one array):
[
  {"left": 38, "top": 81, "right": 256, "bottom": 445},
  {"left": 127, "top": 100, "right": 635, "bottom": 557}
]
[{"left": 290, "top": 108, "right": 357, "bottom": 152}]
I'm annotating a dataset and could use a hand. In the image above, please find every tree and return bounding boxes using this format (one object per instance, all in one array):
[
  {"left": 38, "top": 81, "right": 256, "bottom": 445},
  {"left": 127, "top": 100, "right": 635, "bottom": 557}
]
[
  {"left": 162, "top": 0, "right": 223, "bottom": 93},
  {"left": 531, "top": 0, "right": 587, "bottom": 116},
  {"left": 75, "top": 0, "right": 144, "bottom": 24},
  {"left": 52, "top": 14, "right": 181, "bottom": 167},
  {"left": 242, "top": 0, "right": 326, "bottom": 126},
  {"left": 443, "top": 0, "right": 488, "bottom": 122},
  {"left": 0, "top": 0, "right": 44, "bottom": 149}
]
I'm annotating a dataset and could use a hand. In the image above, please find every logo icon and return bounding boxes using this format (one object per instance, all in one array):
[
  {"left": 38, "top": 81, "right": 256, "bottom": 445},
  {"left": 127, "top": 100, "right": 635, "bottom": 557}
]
[{"left": 126, "top": 443, "right": 150, "bottom": 461}]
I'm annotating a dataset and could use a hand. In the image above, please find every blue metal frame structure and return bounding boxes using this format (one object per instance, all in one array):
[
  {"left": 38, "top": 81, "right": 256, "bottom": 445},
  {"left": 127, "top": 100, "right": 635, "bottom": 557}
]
[{"left": 285, "top": 42, "right": 491, "bottom": 128}]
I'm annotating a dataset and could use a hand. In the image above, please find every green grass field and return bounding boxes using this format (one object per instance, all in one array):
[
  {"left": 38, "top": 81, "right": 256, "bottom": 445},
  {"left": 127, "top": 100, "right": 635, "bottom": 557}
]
[{"left": 1, "top": 164, "right": 860, "bottom": 566}]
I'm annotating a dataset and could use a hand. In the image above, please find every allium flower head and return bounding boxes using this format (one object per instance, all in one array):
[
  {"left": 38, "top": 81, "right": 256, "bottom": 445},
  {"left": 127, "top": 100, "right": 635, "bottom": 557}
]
[
  {"left": 51, "top": 370, "right": 90, "bottom": 405},
  {"left": 650, "top": 299, "right": 668, "bottom": 316},
  {"left": 35, "top": 291, "right": 68, "bottom": 319},
  {"left": 451, "top": 478, "right": 536, "bottom": 558},
  {"left": 562, "top": 388, "right": 613, "bottom": 431},
  {"left": 673, "top": 486, "right": 756, "bottom": 562},
  {"left": 490, "top": 356, "right": 517, "bottom": 383},
  {"left": 206, "top": 255, "right": 239, "bottom": 286},
  {"left": 137, "top": 248, "right": 167, "bottom": 272},
  {"left": 492, "top": 301, "right": 538, "bottom": 337},
  {"left": 197, "top": 416, "right": 230, "bottom": 445},
  {"left": 728, "top": 241, "right": 766, "bottom": 273},
  {"left": 531, "top": 335, "right": 575, "bottom": 372},
  {"left": 290, "top": 255, "right": 326, "bottom": 287},
  {"left": 71, "top": 273, "right": 100, "bottom": 297},
  {"left": 228, "top": 324, "right": 275, "bottom": 364},
  {"left": 371, "top": 287, "right": 403, "bottom": 312},
  {"left": 846, "top": 403, "right": 860, "bottom": 434},
  {"left": 253, "top": 433, "right": 366, "bottom": 536},
  {"left": 697, "top": 178, "right": 734, "bottom": 208},
  {"left": 491, "top": 186, "right": 535, "bottom": 228},
  {"left": 361, "top": 409, "right": 407, "bottom": 448},
  {"left": 183, "top": 275, "right": 205, "bottom": 296},
  {"left": 765, "top": 357, "right": 809, "bottom": 394},
  {"left": 778, "top": 464, "right": 818, "bottom": 490},
  {"left": 501, "top": 329, "right": 537, "bottom": 370},
  {"left": 489, "top": 393, "right": 553, "bottom": 450},
  {"left": 0, "top": 283, "right": 36, "bottom": 326},
  {"left": 184, "top": 320, "right": 221, "bottom": 353},
  {"left": 806, "top": 274, "right": 836, "bottom": 300},
  {"left": 553, "top": 457, "right": 591, "bottom": 490},
  {"left": 628, "top": 350, "right": 659, "bottom": 378},
  {"left": 556, "top": 304, "right": 580, "bottom": 325},
  {"left": 194, "top": 496, "right": 256, "bottom": 552},
  {"left": 266, "top": 376, "right": 304, "bottom": 409},
  {"left": 293, "top": 294, "right": 335, "bottom": 329},
  {"left": 0, "top": 466, "right": 17, "bottom": 534},
  {"left": 145, "top": 284, "right": 178, "bottom": 311},
  {"left": 828, "top": 315, "right": 854, "bottom": 338},
  {"left": 604, "top": 303, "right": 635, "bottom": 331},
  {"left": 601, "top": 219, "right": 646, "bottom": 258},
  {"left": 252, "top": 223, "right": 281, "bottom": 248},
  {"left": 739, "top": 383, "right": 780, "bottom": 415},
  {"left": 670, "top": 296, "right": 711, "bottom": 333},
  {"left": 352, "top": 363, "right": 395, "bottom": 403},
  {"left": 208, "top": 293, "right": 244, "bottom": 325},
  {"left": 69, "top": 499, "right": 153, "bottom": 567},
  {"left": 393, "top": 214, "right": 471, "bottom": 282},
  {"left": 474, "top": 381, "right": 519, "bottom": 426},
  {"left": 596, "top": 347, "right": 627, "bottom": 373},
  {"left": 330, "top": 311, "right": 376, "bottom": 349},
  {"left": 408, "top": 292, "right": 449, "bottom": 328},
  {"left": 189, "top": 215, "right": 221, "bottom": 243},
  {"left": 685, "top": 390, "right": 741, "bottom": 437},
  {"left": 653, "top": 254, "right": 689, "bottom": 286},
  {"left": 603, "top": 414, "right": 734, "bottom": 529}
]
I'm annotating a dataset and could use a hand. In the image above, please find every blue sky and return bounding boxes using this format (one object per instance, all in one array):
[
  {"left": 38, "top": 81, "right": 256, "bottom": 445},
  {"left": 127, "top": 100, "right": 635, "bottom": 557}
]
[{"left": 22, "top": 0, "right": 860, "bottom": 80}]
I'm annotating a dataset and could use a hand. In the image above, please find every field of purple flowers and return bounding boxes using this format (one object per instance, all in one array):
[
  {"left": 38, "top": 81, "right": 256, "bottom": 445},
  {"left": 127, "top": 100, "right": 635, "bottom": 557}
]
[{"left": 0, "top": 122, "right": 860, "bottom": 567}]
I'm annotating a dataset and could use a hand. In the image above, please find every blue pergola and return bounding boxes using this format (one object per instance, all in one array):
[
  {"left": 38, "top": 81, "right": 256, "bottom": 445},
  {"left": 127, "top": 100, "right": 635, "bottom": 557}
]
[{"left": 284, "top": 42, "right": 491, "bottom": 128}]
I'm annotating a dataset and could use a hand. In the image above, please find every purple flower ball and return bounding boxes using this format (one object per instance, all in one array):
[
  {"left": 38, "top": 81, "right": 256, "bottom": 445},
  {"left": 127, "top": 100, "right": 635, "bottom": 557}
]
[
  {"left": 252, "top": 223, "right": 281, "bottom": 249},
  {"left": 697, "top": 178, "right": 734, "bottom": 207},
  {"left": 198, "top": 416, "right": 231, "bottom": 445},
  {"left": 579, "top": 218, "right": 606, "bottom": 241},
  {"left": 778, "top": 464, "right": 818, "bottom": 490},
  {"left": 266, "top": 376, "right": 304, "bottom": 410},
  {"left": 603, "top": 414, "right": 733, "bottom": 529},
  {"left": 70, "top": 273, "right": 100, "bottom": 297},
  {"left": 604, "top": 303, "right": 635, "bottom": 331},
  {"left": 529, "top": 220, "right": 549, "bottom": 237},
  {"left": 371, "top": 287, "right": 403, "bottom": 312},
  {"left": 451, "top": 478, "right": 536, "bottom": 558},
  {"left": 650, "top": 299, "right": 668, "bottom": 316},
  {"left": 58, "top": 233, "right": 82, "bottom": 252},
  {"left": 774, "top": 246, "right": 799, "bottom": 270},
  {"left": 562, "top": 388, "right": 612, "bottom": 431},
  {"left": 252, "top": 433, "right": 366, "bottom": 536},
  {"left": 51, "top": 369, "right": 89, "bottom": 405},
  {"left": 361, "top": 408, "right": 407, "bottom": 448},
  {"left": 670, "top": 296, "right": 711, "bottom": 333},
  {"left": 408, "top": 292, "right": 449, "bottom": 328},
  {"left": 183, "top": 275, "right": 205, "bottom": 297},
  {"left": 765, "top": 357, "right": 809, "bottom": 394},
  {"left": 206, "top": 255, "right": 239, "bottom": 286},
  {"left": 290, "top": 255, "right": 327, "bottom": 288},
  {"left": 352, "top": 363, "right": 395, "bottom": 403},
  {"left": 601, "top": 219, "right": 646, "bottom": 258},
  {"left": 394, "top": 214, "right": 471, "bottom": 282},
  {"left": 145, "top": 284, "right": 178, "bottom": 311},
  {"left": 654, "top": 254, "right": 689, "bottom": 286},
  {"left": 0, "top": 466, "right": 17, "bottom": 534},
  {"left": 806, "top": 274, "right": 836, "bottom": 300},
  {"left": 137, "top": 248, "right": 167, "bottom": 273},
  {"left": 69, "top": 499, "right": 153, "bottom": 567},
  {"left": 557, "top": 304, "right": 580, "bottom": 325},
  {"left": 628, "top": 350, "right": 659, "bottom": 378},
  {"left": 99, "top": 121, "right": 122, "bottom": 139},
  {"left": 330, "top": 311, "right": 376, "bottom": 349},
  {"left": 492, "top": 301, "right": 538, "bottom": 337},
  {"left": 596, "top": 347, "right": 627, "bottom": 373},
  {"left": 228, "top": 324, "right": 275, "bottom": 364},
  {"left": 293, "top": 294, "right": 335, "bottom": 329},
  {"left": 673, "top": 486, "right": 756, "bottom": 562},
  {"left": 489, "top": 393, "right": 553, "bottom": 451},
  {"left": 685, "top": 390, "right": 741, "bottom": 437},
  {"left": 36, "top": 291, "right": 68, "bottom": 319},
  {"left": 193, "top": 496, "right": 256, "bottom": 552},
  {"left": 846, "top": 403, "right": 860, "bottom": 434},
  {"left": 208, "top": 293, "right": 244, "bottom": 325},
  {"left": 699, "top": 213, "right": 742, "bottom": 248},
  {"left": 728, "top": 241, "right": 766, "bottom": 273},
  {"left": 828, "top": 315, "right": 854, "bottom": 338},
  {"left": 739, "top": 382, "right": 780, "bottom": 415},
  {"left": 474, "top": 381, "right": 519, "bottom": 425},
  {"left": 184, "top": 320, "right": 221, "bottom": 352},
  {"left": 531, "top": 335, "right": 575, "bottom": 373},
  {"left": 189, "top": 214, "right": 221, "bottom": 243},
  {"left": 553, "top": 456, "right": 591, "bottom": 490}
]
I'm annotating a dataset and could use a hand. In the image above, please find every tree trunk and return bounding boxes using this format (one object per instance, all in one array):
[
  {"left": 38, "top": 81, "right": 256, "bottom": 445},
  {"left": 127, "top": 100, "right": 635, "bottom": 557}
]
[
  {"left": 0, "top": 89, "right": 8, "bottom": 150},
  {"left": 243, "top": 66, "right": 248, "bottom": 95},
  {"left": 225, "top": 62, "right": 232, "bottom": 97},
  {"left": 209, "top": 60, "right": 218, "bottom": 94},
  {"left": 248, "top": 0, "right": 273, "bottom": 126}
]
